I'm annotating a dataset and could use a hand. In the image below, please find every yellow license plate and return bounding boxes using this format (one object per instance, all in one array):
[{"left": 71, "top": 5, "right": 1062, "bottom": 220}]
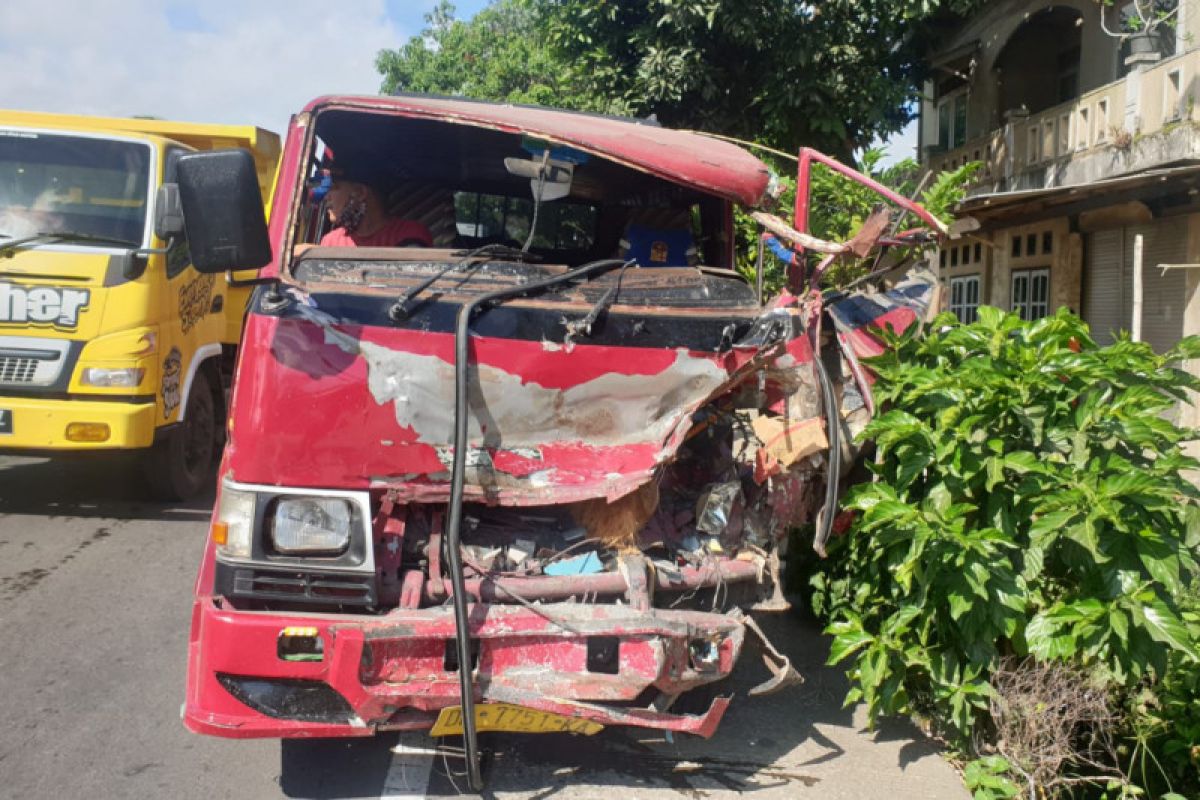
[{"left": 430, "top": 702, "right": 603, "bottom": 737}]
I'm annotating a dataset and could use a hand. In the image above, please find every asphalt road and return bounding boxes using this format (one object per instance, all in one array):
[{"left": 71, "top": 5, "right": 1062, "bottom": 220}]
[{"left": 0, "top": 453, "right": 967, "bottom": 799}]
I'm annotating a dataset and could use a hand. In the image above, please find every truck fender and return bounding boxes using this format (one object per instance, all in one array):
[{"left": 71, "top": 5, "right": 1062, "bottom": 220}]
[{"left": 178, "top": 343, "right": 223, "bottom": 422}]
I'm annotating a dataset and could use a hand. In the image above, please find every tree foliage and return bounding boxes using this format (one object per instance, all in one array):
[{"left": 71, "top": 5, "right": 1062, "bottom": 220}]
[
  {"left": 378, "top": 1, "right": 984, "bottom": 159},
  {"left": 535, "top": 0, "right": 981, "bottom": 159},
  {"left": 376, "top": 1, "right": 580, "bottom": 108}
]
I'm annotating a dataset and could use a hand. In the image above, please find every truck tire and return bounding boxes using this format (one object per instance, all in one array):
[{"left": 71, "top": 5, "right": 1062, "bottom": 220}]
[{"left": 144, "top": 365, "right": 220, "bottom": 501}]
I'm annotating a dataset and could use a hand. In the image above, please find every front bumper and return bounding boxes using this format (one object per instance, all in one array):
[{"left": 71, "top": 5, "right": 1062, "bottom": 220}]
[
  {"left": 185, "top": 598, "right": 745, "bottom": 739},
  {"left": 0, "top": 395, "right": 156, "bottom": 450}
]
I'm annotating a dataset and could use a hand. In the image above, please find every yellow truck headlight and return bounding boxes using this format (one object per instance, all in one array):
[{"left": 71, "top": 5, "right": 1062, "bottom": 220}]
[{"left": 81, "top": 367, "right": 145, "bottom": 388}]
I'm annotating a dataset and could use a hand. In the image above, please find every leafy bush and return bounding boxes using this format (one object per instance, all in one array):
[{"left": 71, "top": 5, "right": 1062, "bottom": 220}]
[
  {"left": 1125, "top": 581, "right": 1200, "bottom": 796},
  {"left": 812, "top": 306, "right": 1200, "bottom": 794}
]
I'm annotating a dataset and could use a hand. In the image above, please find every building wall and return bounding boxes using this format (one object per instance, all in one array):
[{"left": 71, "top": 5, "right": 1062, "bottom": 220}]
[
  {"left": 937, "top": 218, "right": 1083, "bottom": 321},
  {"left": 1182, "top": 0, "right": 1200, "bottom": 56}
]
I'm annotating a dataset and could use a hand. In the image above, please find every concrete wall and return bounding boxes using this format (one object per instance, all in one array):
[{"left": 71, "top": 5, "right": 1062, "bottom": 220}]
[
  {"left": 1181, "top": 0, "right": 1200, "bottom": 55},
  {"left": 987, "top": 218, "right": 1080, "bottom": 312}
]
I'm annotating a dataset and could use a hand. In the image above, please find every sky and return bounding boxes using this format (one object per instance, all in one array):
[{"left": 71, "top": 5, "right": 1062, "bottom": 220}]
[
  {"left": 876, "top": 120, "right": 919, "bottom": 169},
  {"left": 0, "top": 0, "right": 490, "bottom": 139},
  {"left": 0, "top": 0, "right": 915, "bottom": 164}
]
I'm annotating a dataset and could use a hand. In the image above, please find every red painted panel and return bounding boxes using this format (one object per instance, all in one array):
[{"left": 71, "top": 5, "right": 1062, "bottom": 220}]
[{"left": 226, "top": 312, "right": 758, "bottom": 500}]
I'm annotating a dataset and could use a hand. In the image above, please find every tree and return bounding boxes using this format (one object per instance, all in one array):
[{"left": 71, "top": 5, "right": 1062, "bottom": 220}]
[
  {"left": 533, "top": 0, "right": 982, "bottom": 159},
  {"left": 378, "top": 1, "right": 984, "bottom": 160},
  {"left": 376, "top": 1, "right": 585, "bottom": 109}
]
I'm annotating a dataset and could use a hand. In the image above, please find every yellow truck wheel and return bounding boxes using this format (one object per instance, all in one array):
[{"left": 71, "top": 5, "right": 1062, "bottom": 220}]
[{"left": 143, "top": 366, "right": 220, "bottom": 501}]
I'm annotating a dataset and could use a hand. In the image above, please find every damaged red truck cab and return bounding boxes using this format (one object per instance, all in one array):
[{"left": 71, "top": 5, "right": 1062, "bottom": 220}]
[{"left": 177, "top": 95, "right": 939, "bottom": 777}]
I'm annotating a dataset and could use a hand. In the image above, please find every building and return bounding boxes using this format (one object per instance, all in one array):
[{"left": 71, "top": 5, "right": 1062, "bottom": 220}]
[{"left": 920, "top": 0, "right": 1200, "bottom": 425}]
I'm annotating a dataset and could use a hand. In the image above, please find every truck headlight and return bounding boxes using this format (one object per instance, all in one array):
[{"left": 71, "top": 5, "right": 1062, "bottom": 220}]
[
  {"left": 213, "top": 482, "right": 255, "bottom": 558},
  {"left": 268, "top": 497, "right": 352, "bottom": 555},
  {"left": 81, "top": 367, "right": 145, "bottom": 388}
]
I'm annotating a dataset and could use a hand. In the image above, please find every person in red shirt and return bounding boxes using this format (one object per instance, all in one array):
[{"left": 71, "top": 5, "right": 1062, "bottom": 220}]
[{"left": 318, "top": 158, "right": 433, "bottom": 248}]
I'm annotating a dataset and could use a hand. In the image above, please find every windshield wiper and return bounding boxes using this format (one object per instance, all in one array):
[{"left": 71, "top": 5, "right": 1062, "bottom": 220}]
[
  {"left": 389, "top": 243, "right": 538, "bottom": 322},
  {"left": 0, "top": 231, "right": 141, "bottom": 258}
]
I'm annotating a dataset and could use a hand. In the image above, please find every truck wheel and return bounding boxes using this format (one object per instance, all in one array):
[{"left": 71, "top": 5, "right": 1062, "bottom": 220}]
[{"left": 144, "top": 366, "right": 219, "bottom": 501}]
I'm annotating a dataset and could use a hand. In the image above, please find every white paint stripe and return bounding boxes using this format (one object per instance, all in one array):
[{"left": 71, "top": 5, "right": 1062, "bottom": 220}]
[{"left": 380, "top": 733, "right": 436, "bottom": 800}]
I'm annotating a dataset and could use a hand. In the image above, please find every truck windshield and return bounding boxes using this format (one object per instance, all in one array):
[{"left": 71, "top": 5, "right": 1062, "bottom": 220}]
[{"left": 0, "top": 130, "right": 150, "bottom": 247}]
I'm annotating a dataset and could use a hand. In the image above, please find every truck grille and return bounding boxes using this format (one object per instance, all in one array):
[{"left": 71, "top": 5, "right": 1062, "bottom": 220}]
[
  {"left": 0, "top": 356, "right": 38, "bottom": 384},
  {"left": 0, "top": 337, "right": 71, "bottom": 387}
]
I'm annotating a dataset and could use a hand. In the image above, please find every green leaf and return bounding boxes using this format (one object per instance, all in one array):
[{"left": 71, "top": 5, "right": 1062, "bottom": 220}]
[
  {"left": 1002, "top": 451, "right": 1043, "bottom": 474},
  {"left": 1137, "top": 597, "right": 1200, "bottom": 660},
  {"left": 826, "top": 620, "right": 874, "bottom": 665},
  {"left": 948, "top": 591, "right": 972, "bottom": 621}
]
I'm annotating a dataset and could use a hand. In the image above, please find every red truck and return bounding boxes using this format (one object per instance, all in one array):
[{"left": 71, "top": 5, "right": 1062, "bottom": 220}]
[{"left": 175, "top": 94, "right": 944, "bottom": 789}]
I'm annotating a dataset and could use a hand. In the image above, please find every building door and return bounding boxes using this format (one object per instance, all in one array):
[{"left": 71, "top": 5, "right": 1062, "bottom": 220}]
[
  {"left": 1123, "top": 220, "right": 1188, "bottom": 353},
  {"left": 1084, "top": 218, "right": 1188, "bottom": 351},
  {"left": 1082, "top": 228, "right": 1124, "bottom": 344}
]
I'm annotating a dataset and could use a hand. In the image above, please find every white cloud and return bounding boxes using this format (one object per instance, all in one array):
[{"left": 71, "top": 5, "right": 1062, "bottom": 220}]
[{"left": 0, "top": 0, "right": 412, "bottom": 139}]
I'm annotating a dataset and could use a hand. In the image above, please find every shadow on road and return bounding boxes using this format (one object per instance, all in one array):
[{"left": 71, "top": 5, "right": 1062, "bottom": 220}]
[
  {"left": 276, "top": 612, "right": 933, "bottom": 799},
  {"left": 0, "top": 454, "right": 214, "bottom": 521}
]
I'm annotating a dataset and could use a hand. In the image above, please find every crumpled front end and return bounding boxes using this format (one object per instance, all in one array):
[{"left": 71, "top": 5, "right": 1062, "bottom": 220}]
[
  {"left": 185, "top": 265, "right": 938, "bottom": 740},
  {"left": 186, "top": 597, "right": 748, "bottom": 738}
]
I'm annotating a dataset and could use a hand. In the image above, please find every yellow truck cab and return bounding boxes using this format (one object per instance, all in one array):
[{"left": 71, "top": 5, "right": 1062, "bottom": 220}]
[{"left": 0, "top": 110, "right": 279, "bottom": 498}]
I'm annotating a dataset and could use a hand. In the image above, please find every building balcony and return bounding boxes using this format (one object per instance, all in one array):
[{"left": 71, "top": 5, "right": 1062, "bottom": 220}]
[{"left": 925, "top": 48, "right": 1200, "bottom": 196}]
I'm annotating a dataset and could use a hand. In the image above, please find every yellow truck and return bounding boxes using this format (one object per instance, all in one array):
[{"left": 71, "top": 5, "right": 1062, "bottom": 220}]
[{"left": 0, "top": 110, "right": 279, "bottom": 498}]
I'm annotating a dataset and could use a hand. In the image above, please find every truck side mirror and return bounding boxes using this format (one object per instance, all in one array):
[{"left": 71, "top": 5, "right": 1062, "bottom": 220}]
[
  {"left": 176, "top": 149, "right": 272, "bottom": 274},
  {"left": 154, "top": 183, "right": 185, "bottom": 241}
]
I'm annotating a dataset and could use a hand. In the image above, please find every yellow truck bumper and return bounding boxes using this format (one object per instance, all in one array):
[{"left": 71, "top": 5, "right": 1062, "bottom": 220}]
[{"left": 0, "top": 396, "right": 157, "bottom": 450}]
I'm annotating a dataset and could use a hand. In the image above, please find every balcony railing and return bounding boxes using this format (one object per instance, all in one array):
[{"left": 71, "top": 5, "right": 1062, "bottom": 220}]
[{"left": 925, "top": 48, "right": 1199, "bottom": 189}]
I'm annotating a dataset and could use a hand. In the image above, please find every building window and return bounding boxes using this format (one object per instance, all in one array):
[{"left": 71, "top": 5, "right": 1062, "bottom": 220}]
[
  {"left": 974, "top": 242, "right": 983, "bottom": 262},
  {"left": 1028, "top": 126, "right": 1041, "bottom": 164},
  {"left": 1057, "top": 46, "right": 1081, "bottom": 102},
  {"left": 1042, "top": 231, "right": 1053, "bottom": 254},
  {"left": 950, "top": 275, "right": 981, "bottom": 323},
  {"left": 938, "top": 92, "right": 969, "bottom": 150},
  {"left": 1095, "top": 99, "right": 1109, "bottom": 142},
  {"left": 1026, "top": 233, "right": 1038, "bottom": 255},
  {"left": 1077, "top": 106, "right": 1089, "bottom": 150},
  {"left": 1165, "top": 69, "right": 1182, "bottom": 122},
  {"left": 1011, "top": 267, "right": 1050, "bottom": 321},
  {"left": 1012, "top": 235, "right": 1022, "bottom": 258}
]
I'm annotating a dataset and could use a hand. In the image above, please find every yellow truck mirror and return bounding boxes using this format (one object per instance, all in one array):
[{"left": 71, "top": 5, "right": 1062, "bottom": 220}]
[{"left": 154, "top": 183, "right": 185, "bottom": 241}]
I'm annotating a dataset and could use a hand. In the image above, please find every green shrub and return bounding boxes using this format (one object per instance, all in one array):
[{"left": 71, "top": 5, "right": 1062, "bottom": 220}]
[
  {"left": 1125, "top": 581, "right": 1200, "bottom": 797},
  {"left": 813, "top": 306, "right": 1200, "bottom": 793}
]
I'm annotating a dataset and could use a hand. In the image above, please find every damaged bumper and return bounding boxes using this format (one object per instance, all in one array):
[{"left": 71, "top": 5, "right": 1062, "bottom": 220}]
[{"left": 185, "top": 598, "right": 751, "bottom": 739}]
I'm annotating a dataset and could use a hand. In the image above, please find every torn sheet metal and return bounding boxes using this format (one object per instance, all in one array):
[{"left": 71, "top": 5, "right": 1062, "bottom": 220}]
[{"left": 226, "top": 286, "right": 803, "bottom": 505}]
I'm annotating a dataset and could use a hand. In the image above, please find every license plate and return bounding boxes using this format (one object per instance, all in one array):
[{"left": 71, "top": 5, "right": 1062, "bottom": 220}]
[
  {"left": 430, "top": 702, "right": 603, "bottom": 737},
  {"left": 0, "top": 409, "right": 10, "bottom": 435}
]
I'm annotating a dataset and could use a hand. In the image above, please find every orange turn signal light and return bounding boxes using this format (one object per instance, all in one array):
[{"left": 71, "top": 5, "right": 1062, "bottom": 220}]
[
  {"left": 65, "top": 422, "right": 110, "bottom": 442},
  {"left": 211, "top": 521, "right": 229, "bottom": 546}
]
